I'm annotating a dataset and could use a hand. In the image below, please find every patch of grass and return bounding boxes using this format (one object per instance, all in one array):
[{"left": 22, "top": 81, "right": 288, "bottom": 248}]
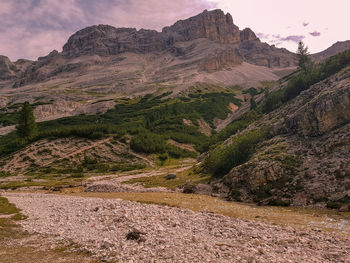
[
  {"left": 0, "top": 177, "right": 84, "bottom": 190},
  {"left": 123, "top": 169, "right": 210, "bottom": 189},
  {"left": 0, "top": 171, "right": 15, "bottom": 178},
  {"left": 0, "top": 197, "right": 21, "bottom": 214}
]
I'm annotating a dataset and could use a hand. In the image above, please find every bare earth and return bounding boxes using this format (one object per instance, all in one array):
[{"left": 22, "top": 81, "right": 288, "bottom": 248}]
[{"left": 4, "top": 192, "right": 350, "bottom": 263}]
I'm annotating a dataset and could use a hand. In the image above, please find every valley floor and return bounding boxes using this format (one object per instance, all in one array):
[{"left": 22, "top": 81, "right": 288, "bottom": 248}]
[
  {"left": 3, "top": 192, "right": 350, "bottom": 263},
  {"left": 1, "top": 166, "right": 350, "bottom": 262}
]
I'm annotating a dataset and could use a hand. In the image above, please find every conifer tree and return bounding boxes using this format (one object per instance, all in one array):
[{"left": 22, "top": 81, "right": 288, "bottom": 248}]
[
  {"left": 297, "top": 40, "right": 312, "bottom": 73},
  {"left": 16, "top": 101, "right": 38, "bottom": 139},
  {"left": 250, "top": 98, "right": 257, "bottom": 110}
]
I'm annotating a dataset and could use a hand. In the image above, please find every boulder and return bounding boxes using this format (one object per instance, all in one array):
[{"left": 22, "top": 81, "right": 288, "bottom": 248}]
[{"left": 165, "top": 173, "right": 176, "bottom": 180}]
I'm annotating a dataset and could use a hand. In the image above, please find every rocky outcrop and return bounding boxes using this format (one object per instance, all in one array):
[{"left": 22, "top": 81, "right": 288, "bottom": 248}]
[
  {"left": 63, "top": 10, "right": 251, "bottom": 58},
  {"left": 211, "top": 66, "right": 350, "bottom": 208},
  {"left": 199, "top": 48, "right": 243, "bottom": 72},
  {"left": 0, "top": 55, "right": 18, "bottom": 80},
  {"left": 240, "top": 28, "right": 257, "bottom": 41},
  {"left": 62, "top": 9, "right": 291, "bottom": 68},
  {"left": 162, "top": 9, "right": 241, "bottom": 44},
  {"left": 62, "top": 26, "right": 170, "bottom": 57},
  {"left": 238, "top": 40, "right": 297, "bottom": 67},
  {"left": 278, "top": 68, "right": 350, "bottom": 136}
]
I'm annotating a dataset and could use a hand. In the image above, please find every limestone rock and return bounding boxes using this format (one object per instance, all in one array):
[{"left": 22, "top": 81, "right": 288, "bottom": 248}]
[
  {"left": 240, "top": 28, "right": 257, "bottom": 41},
  {"left": 162, "top": 9, "right": 241, "bottom": 44},
  {"left": 0, "top": 55, "right": 17, "bottom": 80}
]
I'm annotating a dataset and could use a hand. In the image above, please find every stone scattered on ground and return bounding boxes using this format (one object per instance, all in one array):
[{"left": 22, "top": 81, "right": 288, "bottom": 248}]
[{"left": 4, "top": 193, "right": 350, "bottom": 263}]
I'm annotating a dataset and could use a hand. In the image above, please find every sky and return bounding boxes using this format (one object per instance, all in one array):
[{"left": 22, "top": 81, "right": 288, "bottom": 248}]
[{"left": 0, "top": 0, "right": 349, "bottom": 61}]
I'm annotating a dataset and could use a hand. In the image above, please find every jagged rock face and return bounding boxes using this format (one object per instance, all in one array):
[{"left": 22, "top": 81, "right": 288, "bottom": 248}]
[
  {"left": 0, "top": 55, "right": 18, "bottom": 80},
  {"left": 163, "top": 9, "right": 242, "bottom": 44},
  {"left": 213, "top": 67, "right": 350, "bottom": 207},
  {"left": 238, "top": 40, "right": 296, "bottom": 67},
  {"left": 63, "top": 9, "right": 260, "bottom": 58},
  {"left": 240, "top": 28, "right": 257, "bottom": 42},
  {"left": 0, "top": 8, "right": 298, "bottom": 109},
  {"left": 200, "top": 48, "right": 243, "bottom": 72},
  {"left": 63, "top": 25, "right": 170, "bottom": 57},
  {"left": 280, "top": 69, "right": 350, "bottom": 136}
]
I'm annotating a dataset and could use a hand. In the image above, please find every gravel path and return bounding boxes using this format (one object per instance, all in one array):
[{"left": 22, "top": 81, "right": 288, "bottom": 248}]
[{"left": 4, "top": 192, "right": 350, "bottom": 263}]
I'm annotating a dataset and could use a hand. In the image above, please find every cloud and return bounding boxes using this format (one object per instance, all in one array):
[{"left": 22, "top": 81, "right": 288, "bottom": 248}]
[
  {"left": 0, "top": 0, "right": 215, "bottom": 61},
  {"left": 309, "top": 31, "right": 321, "bottom": 37},
  {"left": 281, "top": 35, "right": 305, "bottom": 42},
  {"left": 271, "top": 34, "right": 305, "bottom": 43},
  {"left": 302, "top": 22, "right": 309, "bottom": 27},
  {"left": 256, "top": 32, "right": 269, "bottom": 39}
]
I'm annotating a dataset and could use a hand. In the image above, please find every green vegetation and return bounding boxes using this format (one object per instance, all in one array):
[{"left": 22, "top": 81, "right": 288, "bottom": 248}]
[
  {"left": 250, "top": 98, "right": 257, "bottom": 110},
  {"left": 16, "top": 101, "right": 38, "bottom": 139},
  {"left": 130, "top": 131, "right": 166, "bottom": 154},
  {"left": 243, "top": 87, "right": 260, "bottom": 97},
  {"left": 0, "top": 197, "right": 21, "bottom": 215},
  {"left": 204, "top": 128, "right": 269, "bottom": 177},
  {"left": 198, "top": 110, "right": 262, "bottom": 153},
  {"left": 0, "top": 91, "right": 240, "bottom": 159},
  {"left": 0, "top": 101, "right": 52, "bottom": 126},
  {"left": 123, "top": 169, "right": 210, "bottom": 189},
  {"left": 296, "top": 40, "right": 312, "bottom": 73},
  {"left": 262, "top": 50, "right": 350, "bottom": 113}
]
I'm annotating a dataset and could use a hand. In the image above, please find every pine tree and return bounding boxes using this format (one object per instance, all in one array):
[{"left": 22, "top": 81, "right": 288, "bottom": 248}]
[
  {"left": 250, "top": 98, "right": 257, "bottom": 110},
  {"left": 297, "top": 40, "right": 312, "bottom": 73},
  {"left": 16, "top": 101, "right": 38, "bottom": 139}
]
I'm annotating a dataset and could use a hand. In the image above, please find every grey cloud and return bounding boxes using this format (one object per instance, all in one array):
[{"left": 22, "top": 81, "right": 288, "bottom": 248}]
[
  {"left": 309, "top": 31, "right": 321, "bottom": 37},
  {"left": 269, "top": 34, "right": 305, "bottom": 44},
  {"left": 280, "top": 35, "right": 305, "bottom": 42},
  {"left": 0, "top": 0, "right": 215, "bottom": 61},
  {"left": 256, "top": 33, "right": 269, "bottom": 39},
  {"left": 271, "top": 35, "right": 305, "bottom": 43}
]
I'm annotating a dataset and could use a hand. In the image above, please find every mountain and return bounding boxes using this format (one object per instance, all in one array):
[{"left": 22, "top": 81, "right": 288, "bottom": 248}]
[
  {"left": 0, "top": 9, "right": 298, "bottom": 123},
  {"left": 0, "top": 9, "right": 349, "bottom": 211},
  {"left": 312, "top": 40, "right": 350, "bottom": 62}
]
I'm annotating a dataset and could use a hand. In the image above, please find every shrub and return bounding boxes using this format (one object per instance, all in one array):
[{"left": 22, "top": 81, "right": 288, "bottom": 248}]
[
  {"left": 130, "top": 132, "right": 166, "bottom": 154},
  {"left": 204, "top": 128, "right": 268, "bottom": 177},
  {"left": 261, "top": 50, "right": 350, "bottom": 114}
]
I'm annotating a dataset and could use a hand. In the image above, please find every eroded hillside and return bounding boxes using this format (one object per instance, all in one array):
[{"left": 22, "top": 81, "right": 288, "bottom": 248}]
[{"left": 202, "top": 59, "right": 350, "bottom": 209}]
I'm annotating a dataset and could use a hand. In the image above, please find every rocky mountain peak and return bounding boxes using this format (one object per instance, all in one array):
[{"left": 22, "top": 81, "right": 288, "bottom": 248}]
[
  {"left": 61, "top": 9, "right": 261, "bottom": 57},
  {"left": 162, "top": 9, "right": 242, "bottom": 44}
]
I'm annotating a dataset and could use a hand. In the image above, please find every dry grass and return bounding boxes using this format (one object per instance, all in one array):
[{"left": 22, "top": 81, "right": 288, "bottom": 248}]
[{"left": 64, "top": 191, "right": 350, "bottom": 235}]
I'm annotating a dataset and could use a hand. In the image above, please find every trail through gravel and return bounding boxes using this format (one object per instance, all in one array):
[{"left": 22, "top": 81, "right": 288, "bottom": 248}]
[{"left": 4, "top": 192, "right": 350, "bottom": 263}]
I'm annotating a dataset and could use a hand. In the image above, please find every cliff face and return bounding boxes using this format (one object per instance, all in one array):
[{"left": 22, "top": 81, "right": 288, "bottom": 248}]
[
  {"left": 212, "top": 67, "right": 350, "bottom": 208},
  {"left": 62, "top": 26, "right": 170, "bottom": 57},
  {"left": 62, "top": 9, "right": 270, "bottom": 60},
  {"left": 4, "top": 9, "right": 297, "bottom": 90},
  {"left": 162, "top": 9, "right": 244, "bottom": 44},
  {"left": 0, "top": 55, "right": 17, "bottom": 80}
]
